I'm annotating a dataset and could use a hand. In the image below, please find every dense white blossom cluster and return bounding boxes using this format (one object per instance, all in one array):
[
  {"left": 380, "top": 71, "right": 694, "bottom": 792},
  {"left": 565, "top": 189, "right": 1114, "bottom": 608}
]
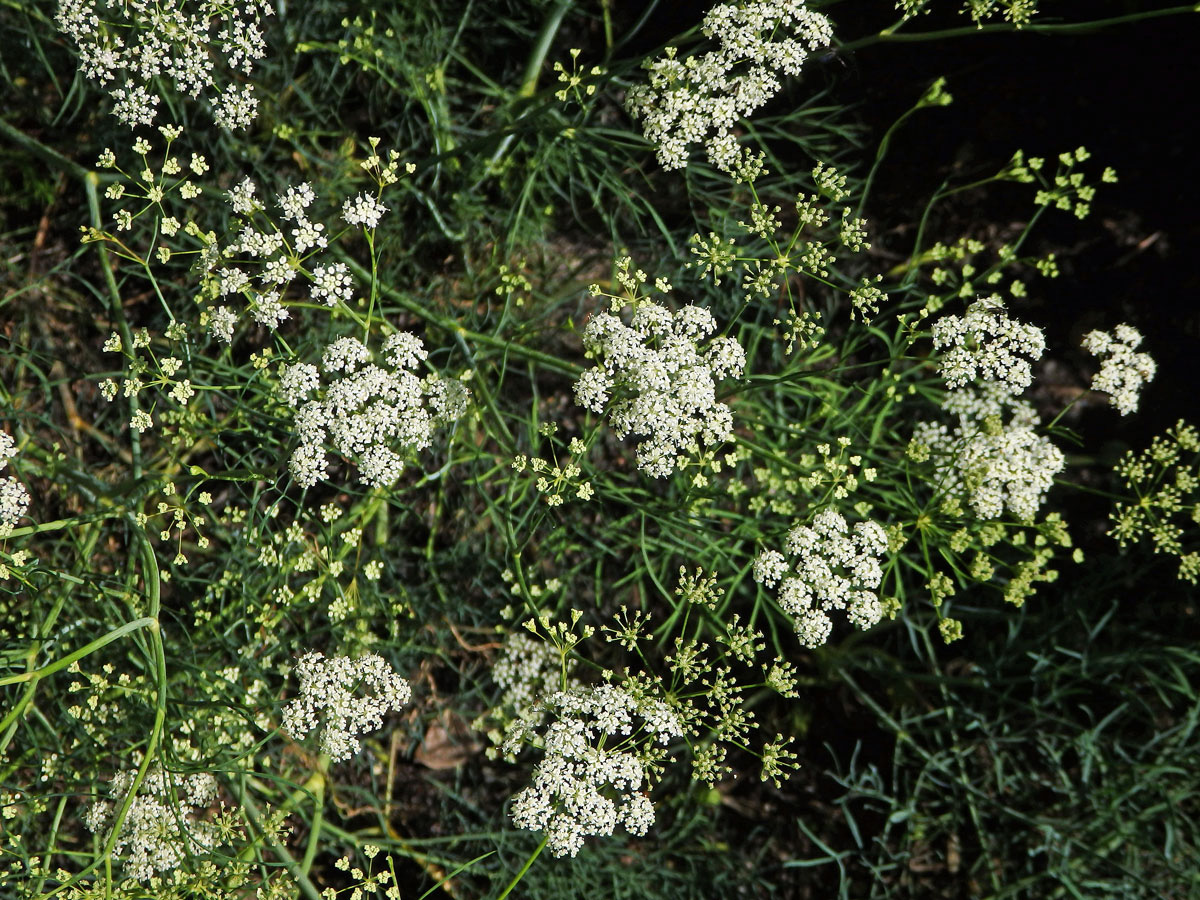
[
  {"left": 931, "top": 296, "right": 1046, "bottom": 393},
  {"left": 753, "top": 508, "right": 888, "bottom": 647},
  {"left": 1081, "top": 323, "right": 1156, "bottom": 416},
  {"left": 280, "top": 333, "right": 469, "bottom": 489},
  {"left": 0, "top": 430, "right": 30, "bottom": 536},
  {"left": 280, "top": 652, "right": 412, "bottom": 762},
  {"left": 82, "top": 766, "right": 220, "bottom": 882},
  {"left": 205, "top": 179, "right": 398, "bottom": 341},
  {"left": 913, "top": 383, "right": 1065, "bottom": 521},
  {"left": 503, "top": 684, "right": 683, "bottom": 857},
  {"left": 575, "top": 300, "right": 745, "bottom": 477},
  {"left": 55, "top": 0, "right": 272, "bottom": 128},
  {"left": 341, "top": 192, "right": 389, "bottom": 229},
  {"left": 625, "top": 0, "right": 833, "bottom": 171}
]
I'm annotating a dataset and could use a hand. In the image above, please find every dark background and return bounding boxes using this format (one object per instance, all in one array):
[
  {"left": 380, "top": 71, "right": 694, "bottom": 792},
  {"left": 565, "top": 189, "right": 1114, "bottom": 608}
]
[
  {"left": 848, "top": 2, "right": 1200, "bottom": 445},
  {"left": 633, "top": 0, "right": 1200, "bottom": 448}
]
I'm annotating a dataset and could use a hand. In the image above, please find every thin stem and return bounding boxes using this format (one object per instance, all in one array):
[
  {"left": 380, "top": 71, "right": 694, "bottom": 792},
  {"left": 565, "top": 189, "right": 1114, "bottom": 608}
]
[
  {"left": 843, "top": 4, "right": 1198, "bottom": 51},
  {"left": 337, "top": 253, "right": 582, "bottom": 376},
  {"left": 0, "top": 616, "right": 158, "bottom": 688},
  {"left": 84, "top": 171, "right": 143, "bottom": 480},
  {"left": 495, "top": 834, "right": 549, "bottom": 900},
  {"left": 235, "top": 782, "right": 326, "bottom": 900}
]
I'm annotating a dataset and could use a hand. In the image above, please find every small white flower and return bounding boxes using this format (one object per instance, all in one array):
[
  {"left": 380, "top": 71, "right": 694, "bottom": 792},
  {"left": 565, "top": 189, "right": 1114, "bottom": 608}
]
[
  {"left": 504, "top": 683, "right": 679, "bottom": 857},
  {"left": 0, "top": 478, "right": 30, "bottom": 529},
  {"left": 284, "top": 333, "right": 468, "bottom": 490},
  {"left": 574, "top": 292, "right": 744, "bottom": 477},
  {"left": 310, "top": 262, "right": 354, "bottom": 306},
  {"left": 1082, "top": 323, "right": 1155, "bottom": 415},
  {"left": 280, "top": 183, "right": 316, "bottom": 220},
  {"left": 280, "top": 652, "right": 412, "bottom": 762},
  {"left": 83, "top": 765, "right": 221, "bottom": 883},
  {"left": 212, "top": 83, "right": 259, "bottom": 130},
  {"left": 129, "top": 410, "right": 152, "bottom": 433},
  {"left": 931, "top": 296, "right": 1045, "bottom": 394},
  {"left": 626, "top": 0, "right": 833, "bottom": 171},
  {"left": 208, "top": 306, "right": 237, "bottom": 343},
  {"left": 227, "top": 178, "right": 260, "bottom": 215},
  {"left": 279, "top": 363, "right": 321, "bottom": 408},
  {"left": 914, "top": 383, "right": 1064, "bottom": 521},
  {"left": 754, "top": 507, "right": 889, "bottom": 648},
  {"left": 341, "top": 192, "right": 389, "bottom": 229}
]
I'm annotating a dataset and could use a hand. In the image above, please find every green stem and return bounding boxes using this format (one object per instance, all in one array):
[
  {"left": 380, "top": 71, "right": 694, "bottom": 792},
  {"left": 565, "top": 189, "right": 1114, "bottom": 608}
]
[
  {"left": 1, "top": 510, "right": 123, "bottom": 539},
  {"left": 0, "top": 616, "right": 157, "bottom": 688},
  {"left": 495, "top": 834, "right": 549, "bottom": 900},
  {"left": 519, "top": 0, "right": 573, "bottom": 99},
  {"left": 298, "top": 770, "right": 327, "bottom": 877},
  {"left": 0, "top": 117, "right": 89, "bottom": 181},
  {"left": 234, "top": 782, "right": 325, "bottom": 900},
  {"left": 36, "top": 533, "right": 166, "bottom": 900},
  {"left": 844, "top": 4, "right": 1198, "bottom": 51},
  {"left": 337, "top": 254, "right": 582, "bottom": 376},
  {"left": 486, "top": 0, "right": 574, "bottom": 172},
  {"left": 84, "top": 171, "right": 142, "bottom": 480}
]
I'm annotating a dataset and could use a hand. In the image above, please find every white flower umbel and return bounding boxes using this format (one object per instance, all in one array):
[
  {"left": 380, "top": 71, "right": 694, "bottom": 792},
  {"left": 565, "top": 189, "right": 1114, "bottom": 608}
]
[
  {"left": 341, "top": 192, "right": 389, "bottom": 229},
  {"left": 626, "top": 0, "right": 833, "bottom": 171},
  {"left": 83, "top": 766, "right": 220, "bottom": 883},
  {"left": 55, "top": 0, "right": 274, "bottom": 128},
  {"left": 931, "top": 295, "right": 1045, "bottom": 394},
  {"left": 205, "top": 176, "right": 406, "bottom": 341},
  {"left": 280, "top": 333, "right": 469, "bottom": 489},
  {"left": 280, "top": 652, "right": 412, "bottom": 763},
  {"left": 753, "top": 508, "right": 888, "bottom": 648},
  {"left": 913, "top": 382, "right": 1065, "bottom": 521},
  {"left": 1081, "top": 323, "right": 1156, "bottom": 416},
  {"left": 575, "top": 299, "right": 745, "bottom": 478},
  {"left": 0, "top": 430, "right": 30, "bottom": 536},
  {"left": 503, "top": 684, "right": 683, "bottom": 858}
]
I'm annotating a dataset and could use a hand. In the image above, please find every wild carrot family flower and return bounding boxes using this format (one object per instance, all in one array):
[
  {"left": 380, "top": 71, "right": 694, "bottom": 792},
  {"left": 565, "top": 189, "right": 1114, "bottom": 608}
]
[
  {"left": 503, "top": 684, "right": 683, "bottom": 857},
  {"left": 0, "top": 431, "right": 29, "bottom": 535},
  {"left": 913, "top": 383, "right": 1064, "bottom": 521},
  {"left": 1082, "top": 323, "right": 1156, "bottom": 415},
  {"left": 575, "top": 298, "right": 745, "bottom": 477},
  {"left": 280, "top": 333, "right": 469, "bottom": 489},
  {"left": 931, "top": 295, "right": 1046, "bottom": 393},
  {"left": 753, "top": 508, "right": 889, "bottom": 647},
  {"left": 202, "top": 175, "right": 402, "bottom": 341},
  {"left": 83, "top": 766, "right": 221, "bottom": 882},
  {"left": 280, "top": 652, "right": 412, "bottom": 762},
  {"left": 626, "top": 0, "right": 834, "bottom": 171},
  {"left": 55, "top": 0, "right": 272, "bottom": 128}
]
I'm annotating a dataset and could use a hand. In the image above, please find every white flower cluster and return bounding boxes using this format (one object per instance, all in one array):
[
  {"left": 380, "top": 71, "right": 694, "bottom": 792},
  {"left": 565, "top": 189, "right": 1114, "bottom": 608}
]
[
  {"left": 931, "top": 295, "right": 1046, "bottom": 394},
  {"left": 626, "top": 0, "right": 834, "bottom": 171},
  {"left": 575, "top": 301, "right": 745, "bottom": 477},
  {"left": 492, "top": 632, "right": 575, "bottom": 715},
  {"left": 913, "top": 383, "right": 1065, "bottom": 521},
  {"left": 205, "top": 179, "right": 397, "bottom": 342},
  {"left": 82, "top": 766, "right": 220, "bottom": 882},
  {"left": 55, "top": 0, "right": 272, "bottom": 128},
  {"left": 503, "top": 684, "right": 683, "bottom": 857},
  {"left": 341, "top": 192, "right": 389, "bottom": 229},
  {"left": 753, "top": 508, "right": 888, "bottom": 648},
  {"left": 280, "top": 333, "right": 469, "bottom": 489},
  {"left": 1081, "top": 323, "right": 1156, "bottom": 416},
  {"left": 280, "top": 651, "right": 412, "bottom": 763},
  {"left": 0, "top": 430, "right": 30, "bottom": 536}
]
